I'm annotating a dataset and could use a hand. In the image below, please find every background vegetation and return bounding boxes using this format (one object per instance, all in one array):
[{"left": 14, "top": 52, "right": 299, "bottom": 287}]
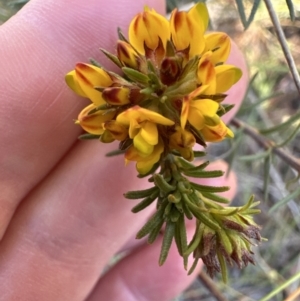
[{"left": 1, "top": 0, "right": 300, "bottom": 300}]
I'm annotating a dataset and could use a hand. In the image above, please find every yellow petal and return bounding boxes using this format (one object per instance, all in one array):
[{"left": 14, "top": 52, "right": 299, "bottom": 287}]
[
  {"left": 204, "top": 33, "right": 231, "bottom": 64},
  {"left": 197, "top": 52, "right": 216, "bottom": 94},
  {"left": 170, "top": 8, "right": 205, "bottom": 57},
  {"left": 117, "top": 106, "right": 174, "bottom": 127},
  {"left": 215, "top": 65, "right": 242, "bottom": 93},
  {"left": 188, "top": 3, "right": 209, "bottom": 32},
  {"left": 190, "top": 99, "right": 219, "bottom": 117},
  {"left": 77, "top": 104, "right": 115, "bottom": 135},
  {"left": 125, "top": 140, "right": 164, "bottom": 174},
  {"left": 117, "top": 40, "right": 140, "bottom": 69},
  {"left": 65, "top": 70, "right": 86, "bottom": 97},
  {"left": 129, "top": 9, "right": 170, "bottom": 55},
  {"left": 181, "top": 85, "right": 210, "bottom": 129},
  {"left": 187, "top": 107, "right": 205, "bottom": 130},
  {"left": 102, "top": 86, "right": 130, "bottom": 105},
  {"left": 140, "top": 121, "right": 158, "bottom": 145},
  {"left": 134, "top": 131, "right": 154, "bottom": 156},
  {"left": 201, "top": 120, "right": 233, "bottom": 142},
  {"left": 188, "top": 99, "right": 219, "bottom": 130},
  {"left": 181, "top": 96, "right": 189, "bottom": 129},
  {"left": 103, "top": 120, "right": 128, "bottom": 141},
  {"left": 75, "top": 63, "right": 113, "bottom": 106}
]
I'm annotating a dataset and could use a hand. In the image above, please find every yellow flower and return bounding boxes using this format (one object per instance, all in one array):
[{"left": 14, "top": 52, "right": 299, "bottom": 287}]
[
  {"left": 103, "top": 120, "right": 128, "bottom": 141},
  {"left": 65, "top": 63, "right": 113, "bottom": 106},
  {"left": 170, "top": 3, "right": 208, "bottom": 58},
  {"left": 197, "top": 53, "right": 242, "bottom": 94},
  {"left": 76, "top": 104, "right": 115, "bottom": 135},
  {"left": 204, "top": 32, "right": 231, "bottom": 65},
  {"left": 128, "top": 7, "right": 170, "bottom": 55},
  {"left": 102, "top": 86, "right": 131, "bottom": 105},
  {"left": 117, "top": 106, "right": 174, "bottom": 156},
  {"left": 201, "top": 115, "right": 234, "bottom": 142},
  {"left": 125, "top": 139, "right": 164, "bottom": 174},
  {"left": 117, "top": 40, "right": 142, "bottom": 70},
  {"left": 169, "top": 126, "right": 195, "bottom": 161}
]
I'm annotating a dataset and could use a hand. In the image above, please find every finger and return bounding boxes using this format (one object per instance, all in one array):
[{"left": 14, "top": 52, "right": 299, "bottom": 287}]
[
  {"left": 0, "top": 142, "right": 156, "bottom": 301},
  {"left": 86, "top": 229, "right": 201, "bottom": 301},
  {"left": 222, "top": 41, "right": 249, "bottom": 123},
  {"left": 0, "top": 0, "right": 165, "bottom": 238}
]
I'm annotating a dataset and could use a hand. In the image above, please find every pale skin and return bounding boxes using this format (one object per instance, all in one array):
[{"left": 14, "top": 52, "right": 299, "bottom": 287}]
[{"left": 0, "top": 0, "right": 248, "bottom": 300}]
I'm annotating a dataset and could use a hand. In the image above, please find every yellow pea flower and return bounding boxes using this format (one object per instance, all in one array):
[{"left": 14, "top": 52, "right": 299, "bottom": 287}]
[
  {"left": 65, "top": 63, "right": 113, "bottom": 106},
  {"left": 117, "top": 40, "right": 142, "bottom": 70},
  {"left": 117, "top": 106, "right": 174, "bottom": 156},
  {"left": 76, "top": 104, "right": 115, "bottom": 135},
  {"left": 128, "top": 7, "right": 170, "bottom": 55},
  {"left": 204, "top": 32, "right": 231, "bottom": 65},
  {"left": 200, "top": 115, "right": 234, "bottom": 142},
  {"left": 170, "top": 3, "right": 208, "bottom": 58},
  {"left": 125, "top": 139, "right": 164, "bottom": 174},
  {"left": 169, "top": 126, "right": 195, "bottom": 161}
]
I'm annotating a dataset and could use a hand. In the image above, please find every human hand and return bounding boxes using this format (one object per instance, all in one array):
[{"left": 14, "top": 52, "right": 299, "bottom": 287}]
[{"left": 0, "top": 0, "right": 248, "bottom": 300}]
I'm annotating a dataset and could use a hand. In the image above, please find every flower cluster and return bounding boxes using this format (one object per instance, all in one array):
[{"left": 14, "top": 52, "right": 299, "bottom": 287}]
[
  {"left": 66, "top": 3, "right": 262, "bottom": 280},
  {"left": 66, "top": 3, "right": 241, "bottom": 175}
]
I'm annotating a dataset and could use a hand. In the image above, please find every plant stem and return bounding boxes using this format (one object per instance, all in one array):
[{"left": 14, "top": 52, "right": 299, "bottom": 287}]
[
  {"left": 198, "top": 271, "right": 228, "bottom": 301},
  {"left": 263, "top": 0, "right": 300, "bottom": 96},
  {"left": 231, "top": 118, "right": 300, "bottom": 173}
]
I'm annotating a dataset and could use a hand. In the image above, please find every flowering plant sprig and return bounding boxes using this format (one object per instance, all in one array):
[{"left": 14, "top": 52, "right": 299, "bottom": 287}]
[{"left": 66, "top": 3, "right": 262, "bottom": 281}]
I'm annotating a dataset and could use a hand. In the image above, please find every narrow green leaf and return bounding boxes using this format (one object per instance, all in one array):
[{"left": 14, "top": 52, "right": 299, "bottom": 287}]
[
  {"left": 185, "top": 222, "right": 204, "bottom": 256},
  {"left": 78, "top": 133, "right": 100, "bottom": 140},
  {"left": 188, "top": 258, "right": 199, "bottom": 275},
  {"left": 89, "top": 58, "right": 102, "bottom": 67},
  {"left": 117, "top": 27, "right": 129, "bottom": 43},
  {"left": 210, "top": 207, "right": 239, "bottom": 216},
  {"left": 125, "top": 186, "right": 158, "bottom": 200},
  {"left": 122, "top": 67, "right": 149, "bottom": 85},
  {"left": 182, "top": 161, "right": 210, "bottom": 172},
  {"left": 170, "top": 207, "right": 181, "bottom": 222},
  {"left": 176, "top": 157, "right": 197, "bottom": 169},
  {"left": 147, "top": 219, "right": 164, "bottom": 244},
  {"left": 269, "top": 186, "right": 300, "bottom": 212},
  {"left": 217, "top": 250, "right": 228, "bottom": 283},
  {"left": 182, "top": 169, "right": 224, "bottom": 178},
  {"left": 153, "top": 174, "right": 176, "bottom": 193},
  {"left": 186, "top": 200, "right": 221, "bottom": 230},
  {"left": 175, "top": 215, "right": 188, "bottom": 269},
  {"left": 136, "top": 204, "right": 166, "bottom": 239},
  {"left": 259, "top": 110, "right": 300, "bottom": 134},
  {"left": 100, "top": 48, "right": 122, "bottom": 68},
  {"left": 202, "top": 192, "right": 230, "bottom": 204},
  {"left": 286, "top": 0, "right": 295, "bottom": 21},
  {"left": 235, "top": 0, "right": 261, "bottom": 30},
  {"left": 217, "top": 104, "right": 235, "bottom": 117},
  {"left": 239, "top": 92, "right": 283, "bottom": 112},
  {"left": 193, "top": 151, "right": 207, "bottom": 157},
  {"left": 191, "top": 182, "right": 230, "bottom": 193},
  {"left": 238, "top": 150, "right": 270, "bottom": 161},
  {"left": 182, "top": 200, "right": 194, "bottom": 220},
  {"left": 235, "top": 0, "right": 247, "bottom": 28},
  {"left": 245, "top": 0, "right": 261, "bottom": 29},
  {"left": 159, "top": 222, "right": 175, "bottom": 266},
  {"left": 276, "top": 122, "right": 300, "bottom": 147},
  {"left": 131, "top": 191, "right": 159, "bottom": 213},
  {"left": 105, "top": 149, "right": 125, "bottom": 157}
]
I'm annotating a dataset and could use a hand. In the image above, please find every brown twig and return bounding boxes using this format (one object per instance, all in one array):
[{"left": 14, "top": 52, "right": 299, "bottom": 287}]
[
  {"left": 263, "top": 0, "right": 300, "bottom": 96},
  {"left": 231, "top": 118, "right": 300, "bottom": 173},
  {"left": 198, "top": 271, "right": 228, "bottom": 301}
]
